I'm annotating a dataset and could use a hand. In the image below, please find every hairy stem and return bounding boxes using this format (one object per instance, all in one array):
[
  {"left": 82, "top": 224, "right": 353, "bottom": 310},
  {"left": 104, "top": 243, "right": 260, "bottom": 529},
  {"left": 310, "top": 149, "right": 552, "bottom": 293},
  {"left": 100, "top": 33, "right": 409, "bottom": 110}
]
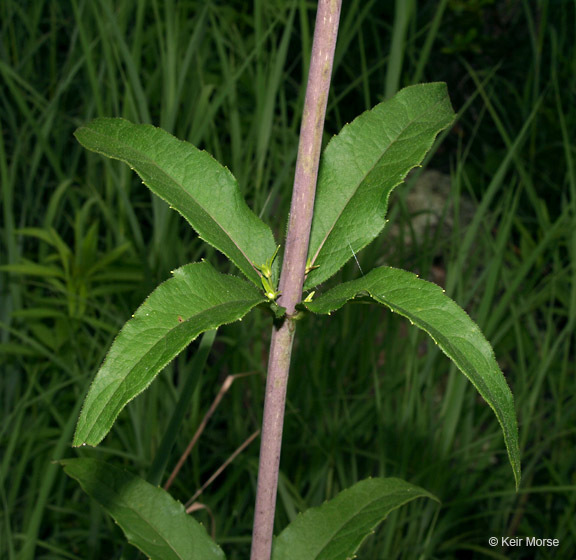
[{"left": 250, "top": 2, "right": 342, "bottom": 559}]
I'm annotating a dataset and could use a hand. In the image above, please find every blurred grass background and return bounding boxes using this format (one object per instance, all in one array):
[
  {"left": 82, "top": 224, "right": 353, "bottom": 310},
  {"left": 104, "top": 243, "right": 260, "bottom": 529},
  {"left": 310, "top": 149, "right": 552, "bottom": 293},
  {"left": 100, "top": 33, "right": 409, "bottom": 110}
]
[{"left": 1, "top": 0, "right": 575, "bottom": 558}]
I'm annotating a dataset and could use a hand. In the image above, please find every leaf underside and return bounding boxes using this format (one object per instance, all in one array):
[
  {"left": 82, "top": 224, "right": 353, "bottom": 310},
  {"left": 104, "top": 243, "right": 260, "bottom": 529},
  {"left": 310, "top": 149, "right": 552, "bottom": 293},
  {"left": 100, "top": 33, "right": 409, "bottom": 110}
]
[
  {"left": 74, "top": 262, "right": 265, "bottom": 446},
  {"left": 61, "top": 459, "right": 225, "bottom": 560},
  {"left": 305, "top": 82, "right": 455, "bottom": 290},
  {"left": 304, "top": 266, "right": 521, "bottom": 488},
  {"left": 272, "top": 477, "right": 437, "bottom": 560},
  {"left": 75, "top": 118, "right": 278, "bottom": 287}
]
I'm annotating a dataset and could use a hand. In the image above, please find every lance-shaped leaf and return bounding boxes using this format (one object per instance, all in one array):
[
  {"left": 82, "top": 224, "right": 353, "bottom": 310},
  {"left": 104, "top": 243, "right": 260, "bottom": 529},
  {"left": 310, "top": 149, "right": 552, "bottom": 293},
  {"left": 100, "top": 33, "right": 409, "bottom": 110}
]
[
  {"left": 75, "top": 118, "right": 278, "bottom": 287},
  {"left": 304, "top": 267, "right": 521, "bottom": 488},
  {"left": 74, "top": 262, "right": 265, "bottom": 446},
  {"left": 61, "top": 459, "right": 225, "bottom": 560},
  {"left": 272, "top": 477, "right": 437, "bottom": 560},
  {"left": 305, "top": 83, "right": 455, "bottom": 289}
]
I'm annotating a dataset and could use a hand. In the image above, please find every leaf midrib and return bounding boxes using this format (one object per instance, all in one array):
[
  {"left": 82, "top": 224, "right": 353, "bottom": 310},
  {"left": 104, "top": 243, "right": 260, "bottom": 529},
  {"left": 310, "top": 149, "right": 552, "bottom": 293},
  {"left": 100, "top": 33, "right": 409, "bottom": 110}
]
[{"left": 91, "top": 471, "right": 191, "bottom": 560}]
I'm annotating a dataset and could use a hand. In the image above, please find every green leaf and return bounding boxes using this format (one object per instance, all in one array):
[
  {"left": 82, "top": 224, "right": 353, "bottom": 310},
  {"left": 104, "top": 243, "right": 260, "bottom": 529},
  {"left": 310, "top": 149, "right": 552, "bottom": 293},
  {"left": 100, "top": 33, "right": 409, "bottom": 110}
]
[
  {"left": 305, "top": 83, "right": 455, "bottom": 289},
  {"left": 0, "top": 261, "right": 65, "bottom": 278},
  {"left": 74, "top": 262, "right": 265, "bottom": 446},
  {"left": 272, "top": 477, "right": 437, "bottom": 560},
  {"left": 75, "top": 118, "right": 277, "bottom": 286},
  {"left": 15, "top": 227, "right": 69, "bottom": 249},
  {"left": 61, "top": 458, "right": 225, "bottom": 560},
  {"left": 304, "top": 267, "right": 521, "bottom": 488}
]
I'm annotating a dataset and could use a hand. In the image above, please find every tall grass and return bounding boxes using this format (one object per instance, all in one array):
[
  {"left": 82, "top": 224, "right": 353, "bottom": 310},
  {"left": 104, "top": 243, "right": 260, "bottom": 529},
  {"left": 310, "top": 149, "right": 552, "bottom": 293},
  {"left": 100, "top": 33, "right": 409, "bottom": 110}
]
[{"left": 1, "top": 0, "right": 575, "bottom": 558}]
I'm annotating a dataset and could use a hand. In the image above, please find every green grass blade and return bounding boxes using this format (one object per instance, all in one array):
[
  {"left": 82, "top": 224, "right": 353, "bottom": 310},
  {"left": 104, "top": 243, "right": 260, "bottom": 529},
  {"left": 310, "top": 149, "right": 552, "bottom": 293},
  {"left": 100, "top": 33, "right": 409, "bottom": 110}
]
[
  {"left": 147, "top": 328, "right": 217, "bottom": 487},
  {"left": 385, "top": 0, "right": 415, "bottom": 98},
  {"left": 18, "top": 397, "right": 83, "bottom": 560}
]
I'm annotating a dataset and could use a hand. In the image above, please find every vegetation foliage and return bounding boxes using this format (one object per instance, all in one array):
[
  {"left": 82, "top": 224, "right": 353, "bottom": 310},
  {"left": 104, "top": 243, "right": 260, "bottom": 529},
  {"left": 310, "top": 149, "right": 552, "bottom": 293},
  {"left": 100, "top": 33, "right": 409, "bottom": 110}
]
[{"left": 1, "top": 1, "right": 575, "bottom": 558}]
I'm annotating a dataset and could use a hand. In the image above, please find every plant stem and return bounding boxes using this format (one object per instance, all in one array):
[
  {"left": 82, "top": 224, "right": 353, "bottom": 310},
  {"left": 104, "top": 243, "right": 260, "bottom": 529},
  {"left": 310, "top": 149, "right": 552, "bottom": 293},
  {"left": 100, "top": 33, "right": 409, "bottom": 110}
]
[{"left": 250, "top": 2, "right": 341, "bottom": 559}]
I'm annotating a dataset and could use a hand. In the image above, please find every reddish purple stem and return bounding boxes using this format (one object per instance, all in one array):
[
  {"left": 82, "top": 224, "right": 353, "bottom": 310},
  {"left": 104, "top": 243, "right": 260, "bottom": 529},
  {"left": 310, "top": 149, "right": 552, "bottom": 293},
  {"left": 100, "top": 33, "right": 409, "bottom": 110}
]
[{"left": 249, "top": 2, "right": 342, "bottom": 559}]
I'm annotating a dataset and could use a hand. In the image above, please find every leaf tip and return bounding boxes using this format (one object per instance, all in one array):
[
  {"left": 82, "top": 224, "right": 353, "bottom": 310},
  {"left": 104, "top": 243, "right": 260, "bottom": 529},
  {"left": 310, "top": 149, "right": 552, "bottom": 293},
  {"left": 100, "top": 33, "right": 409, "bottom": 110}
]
[{"left": 71, "top": 436, "right": 88, "bottom": 448}]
